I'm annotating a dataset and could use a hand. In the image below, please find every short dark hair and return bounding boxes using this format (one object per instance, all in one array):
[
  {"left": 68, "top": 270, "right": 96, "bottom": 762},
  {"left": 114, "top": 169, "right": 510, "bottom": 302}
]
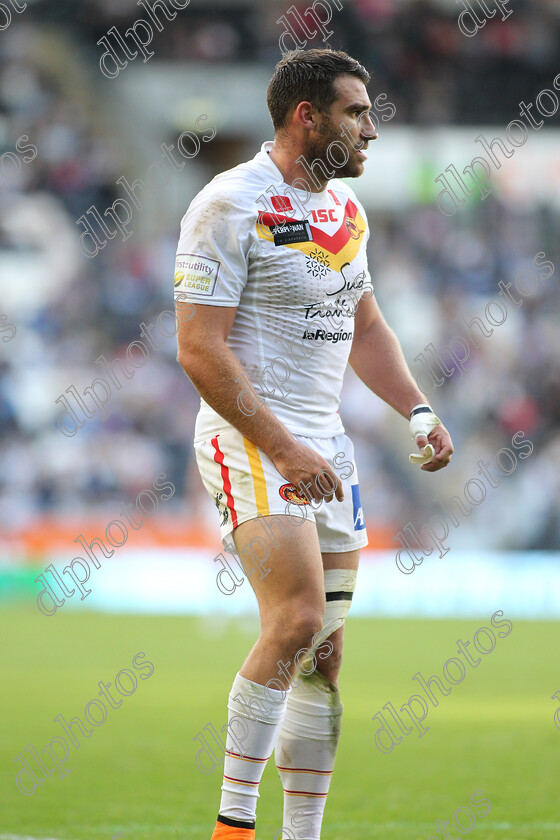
[{"left": 266, "top": 48, "right": 370, "bottom": 132}]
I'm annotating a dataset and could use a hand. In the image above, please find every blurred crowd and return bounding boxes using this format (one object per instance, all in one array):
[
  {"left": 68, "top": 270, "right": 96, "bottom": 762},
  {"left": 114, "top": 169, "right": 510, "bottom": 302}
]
[
  {"left": 1, "top": 4, "right": 559, "bottom": 549},
  {"left": 28, "top": 0, "right": 560, "bottom": 126},
  {"left": 346, "top": 201, "right": 560, "bottom": 550}
]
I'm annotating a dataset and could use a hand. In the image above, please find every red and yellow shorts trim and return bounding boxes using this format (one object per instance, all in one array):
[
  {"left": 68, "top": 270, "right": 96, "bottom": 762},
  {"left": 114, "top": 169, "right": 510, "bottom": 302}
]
[{"left": 193, "top": 424, "right": 369, "bottom": 554}]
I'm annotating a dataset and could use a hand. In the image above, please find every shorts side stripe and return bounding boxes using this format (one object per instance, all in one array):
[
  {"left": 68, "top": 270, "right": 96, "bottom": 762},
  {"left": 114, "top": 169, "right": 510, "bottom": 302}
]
[
  {"left": 242, "top": 436, "right": 269, "bottom": 517},
  {"left": 211, "top": 434, "right": 238, "bottom": 529}
]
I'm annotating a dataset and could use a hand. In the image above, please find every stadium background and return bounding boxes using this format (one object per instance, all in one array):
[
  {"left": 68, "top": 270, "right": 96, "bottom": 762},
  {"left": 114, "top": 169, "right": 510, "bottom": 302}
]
[{"left": 1, "top": 0, "right": 560, "bottom": 838}]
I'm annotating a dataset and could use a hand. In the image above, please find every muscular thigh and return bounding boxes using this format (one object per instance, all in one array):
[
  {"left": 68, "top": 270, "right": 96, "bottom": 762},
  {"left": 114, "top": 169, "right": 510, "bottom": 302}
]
[
  {"left": 322, "top": 548, "right": 360, "bottom": 571},
  {"left": 232, "top": 515, "right": 325, "bottom": 621}
]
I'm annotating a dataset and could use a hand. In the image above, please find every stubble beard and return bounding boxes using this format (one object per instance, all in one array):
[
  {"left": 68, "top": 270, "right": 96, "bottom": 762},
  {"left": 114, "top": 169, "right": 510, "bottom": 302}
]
[{"left": 305, "top": 113, "right": 363, "bottom": 181}]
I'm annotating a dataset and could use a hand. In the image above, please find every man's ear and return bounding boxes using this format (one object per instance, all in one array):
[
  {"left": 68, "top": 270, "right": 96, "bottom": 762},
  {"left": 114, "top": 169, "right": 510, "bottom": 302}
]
[{"left": 294, "top": 100, "right": 317, "bottom": 130}]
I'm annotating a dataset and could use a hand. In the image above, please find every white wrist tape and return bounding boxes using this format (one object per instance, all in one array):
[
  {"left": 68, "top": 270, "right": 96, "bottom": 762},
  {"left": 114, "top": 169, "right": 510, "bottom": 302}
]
[
  {"left": 409, "top": 411, "right": 441, "bottom": 465},
  {"left": 410, "top": 411, "right": 441, "bottom": 440}
]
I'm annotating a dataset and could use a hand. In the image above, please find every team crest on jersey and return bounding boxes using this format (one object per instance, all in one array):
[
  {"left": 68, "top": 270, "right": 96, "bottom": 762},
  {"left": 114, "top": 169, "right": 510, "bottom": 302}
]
[
  {"left": 345, "top": 217, "right": 364, "bottom": 240},
  {"left": 278, "top": 483, "right": 310, "bottom": 505}
]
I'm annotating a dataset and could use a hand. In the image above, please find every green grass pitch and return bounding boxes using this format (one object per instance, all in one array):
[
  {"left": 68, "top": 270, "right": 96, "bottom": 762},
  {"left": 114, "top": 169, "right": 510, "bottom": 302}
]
[{"left": 1, "top": 606, "right": 558, "bottom": 840}]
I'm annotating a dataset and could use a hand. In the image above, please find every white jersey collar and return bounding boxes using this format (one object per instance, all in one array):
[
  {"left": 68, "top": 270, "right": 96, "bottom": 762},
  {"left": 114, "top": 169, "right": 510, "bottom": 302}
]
[
  {"left": 256, "top": 140, "right": 283, "bottom": 185},
  {"left": 256, "top": 139, "right": 328, "bottom": 198}
]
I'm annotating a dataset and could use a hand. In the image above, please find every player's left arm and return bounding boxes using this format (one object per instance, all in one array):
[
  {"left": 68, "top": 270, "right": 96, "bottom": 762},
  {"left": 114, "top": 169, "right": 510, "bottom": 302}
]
[{"left": 348, "top": 292, "right": 454, "bottom": 472}]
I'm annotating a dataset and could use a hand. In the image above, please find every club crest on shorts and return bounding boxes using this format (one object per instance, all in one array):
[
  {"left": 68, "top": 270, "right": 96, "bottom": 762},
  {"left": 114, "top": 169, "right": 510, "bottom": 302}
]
[
  {"left": 214, "top": 490, "right": 229, "bottom": 525},
  {"left": 279, "top": 483, "right": 310, "bottom": 505}
]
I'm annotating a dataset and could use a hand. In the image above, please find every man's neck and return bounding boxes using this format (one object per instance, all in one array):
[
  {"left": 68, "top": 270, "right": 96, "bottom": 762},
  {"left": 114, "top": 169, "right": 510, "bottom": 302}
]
[{"left": 268, "top": 141, "right": 327, "bottom": 194}]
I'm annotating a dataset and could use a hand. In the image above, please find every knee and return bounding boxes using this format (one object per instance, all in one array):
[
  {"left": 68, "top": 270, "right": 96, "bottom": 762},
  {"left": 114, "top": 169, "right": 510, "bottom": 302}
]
[{"left": 279, "top": 604, "right": 325, "bottom": 654}]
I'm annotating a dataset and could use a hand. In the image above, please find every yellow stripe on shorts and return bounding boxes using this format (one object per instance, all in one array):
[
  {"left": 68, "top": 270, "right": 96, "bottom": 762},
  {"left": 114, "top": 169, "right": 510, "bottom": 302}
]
[{"left": 242, "top": 436, "right": 269, "bottom": 517}]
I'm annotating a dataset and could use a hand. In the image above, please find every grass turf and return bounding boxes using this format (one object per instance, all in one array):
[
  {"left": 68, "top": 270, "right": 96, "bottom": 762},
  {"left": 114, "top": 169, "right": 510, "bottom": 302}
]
[{"left": 1, "top": 607, "right": 558, "bottom": 839}]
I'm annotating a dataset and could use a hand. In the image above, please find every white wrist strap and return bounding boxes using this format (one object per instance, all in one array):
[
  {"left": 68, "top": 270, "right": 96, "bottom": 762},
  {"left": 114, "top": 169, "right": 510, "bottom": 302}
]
[{"left": 408, "top": 411, "right": 441, "bottom": 465}]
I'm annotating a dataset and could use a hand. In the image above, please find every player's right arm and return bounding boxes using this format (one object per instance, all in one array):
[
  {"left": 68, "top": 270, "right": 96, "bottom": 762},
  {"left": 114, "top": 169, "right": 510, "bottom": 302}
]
[{"left": 174, "top": 191, "right": 342, "bottom": 503}]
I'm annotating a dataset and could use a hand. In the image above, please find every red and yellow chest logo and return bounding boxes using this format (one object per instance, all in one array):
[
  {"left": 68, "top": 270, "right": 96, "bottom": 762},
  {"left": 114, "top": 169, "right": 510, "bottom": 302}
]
[{"left": 257, "top": 197, "right": 366, "bottom": 272}]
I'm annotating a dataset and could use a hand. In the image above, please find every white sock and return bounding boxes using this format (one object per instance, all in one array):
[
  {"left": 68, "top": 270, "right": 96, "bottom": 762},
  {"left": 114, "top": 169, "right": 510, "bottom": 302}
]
[
  {"left": 275, "top": 671, "right": 343, "bottom": 840},
  {"left": 219, "top": 672, "right": 289, "bottom": 823}
]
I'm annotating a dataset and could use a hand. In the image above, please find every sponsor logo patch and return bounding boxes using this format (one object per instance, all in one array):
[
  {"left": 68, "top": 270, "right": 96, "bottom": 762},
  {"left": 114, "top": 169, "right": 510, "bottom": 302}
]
[
  {"left": 279, "top": 483, "right": 310, "bottom": 505},
  {"left": 301, "top": 328, "right": 353, "bottom": 343},
  {"left": 351, "top": 483, "right": 365, "bottom": 530},
  {"left": 271, "top": 220, "right": 313, "bottom": 247},
  {"left": 174, "top": 253, "right": 219, "bottom": 297},
  {"left": 271, "top": 195, "right": 294, "bottom": 214}
]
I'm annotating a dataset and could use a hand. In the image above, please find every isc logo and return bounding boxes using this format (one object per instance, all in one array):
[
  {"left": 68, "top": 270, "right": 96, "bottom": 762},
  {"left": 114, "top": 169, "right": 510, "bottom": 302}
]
[{"left": 311, "top": 209, "right": 337, "bottom": 224}]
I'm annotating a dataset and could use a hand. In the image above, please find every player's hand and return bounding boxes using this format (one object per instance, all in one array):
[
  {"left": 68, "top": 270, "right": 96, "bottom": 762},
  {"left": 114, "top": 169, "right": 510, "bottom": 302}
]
[
  {"left": 408, "top": 409, "right": 453, "bottom": 472},
  {"left": 414, "top": 424, "right": 454, "bottom": 472},
  {"left": 272, "top": 441, "right": 344, "bottom": 503}
]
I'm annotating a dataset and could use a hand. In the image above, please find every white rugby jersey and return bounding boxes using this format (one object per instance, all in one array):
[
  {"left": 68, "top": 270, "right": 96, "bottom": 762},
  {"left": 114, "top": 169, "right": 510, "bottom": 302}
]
[{"left": 175, "top": 140, "right": 373, "bottom": 440}]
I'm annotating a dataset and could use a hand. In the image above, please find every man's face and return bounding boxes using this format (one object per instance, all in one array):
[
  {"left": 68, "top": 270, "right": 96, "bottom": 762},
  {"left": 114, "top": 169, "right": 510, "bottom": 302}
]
[{"left": 305, "top": 75, "right": 377, "bottom": 179}]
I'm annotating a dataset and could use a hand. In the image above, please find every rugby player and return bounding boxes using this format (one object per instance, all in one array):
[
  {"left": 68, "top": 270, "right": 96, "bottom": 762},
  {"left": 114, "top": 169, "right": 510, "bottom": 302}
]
[{"left": 175, "top": 48, "right": 453, "bottom": 840}]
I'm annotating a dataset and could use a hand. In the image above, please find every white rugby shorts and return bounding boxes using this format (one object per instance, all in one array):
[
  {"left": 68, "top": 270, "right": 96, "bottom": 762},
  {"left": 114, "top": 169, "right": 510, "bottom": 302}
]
[{"left": 193, "top": 424, "right": 369, "bottom": 553}]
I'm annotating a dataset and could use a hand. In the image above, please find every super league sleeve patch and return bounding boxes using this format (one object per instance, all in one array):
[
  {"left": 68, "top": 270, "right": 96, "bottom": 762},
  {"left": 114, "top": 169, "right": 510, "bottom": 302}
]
[{"left": 174, "top": 254, "right": 220, "bottom": 298}]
